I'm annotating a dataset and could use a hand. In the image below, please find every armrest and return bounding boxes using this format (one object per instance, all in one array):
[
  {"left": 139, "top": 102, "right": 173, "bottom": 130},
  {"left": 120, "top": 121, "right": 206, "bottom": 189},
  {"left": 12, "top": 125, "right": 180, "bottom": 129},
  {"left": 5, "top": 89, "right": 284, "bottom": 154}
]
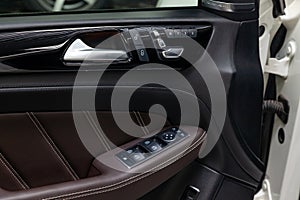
[
  {"left": 90, "top": 126, "right": 206, "bottom": 200},
  {"left": 0, "top": 126, "right": 206, "bottom": 200}
]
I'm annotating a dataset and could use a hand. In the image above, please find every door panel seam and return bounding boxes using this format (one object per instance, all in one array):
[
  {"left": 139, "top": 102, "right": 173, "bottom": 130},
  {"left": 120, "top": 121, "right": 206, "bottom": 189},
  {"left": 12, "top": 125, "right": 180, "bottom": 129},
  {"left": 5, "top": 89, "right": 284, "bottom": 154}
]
[
  {"left": 137, "top": 112, "right": 150, "bottom": 134},
  {"left": 83, "top": 111, "right": 112, "bottom": 151},
  {"left": 0, "top": 152, "right": 29, "bottom": 190},
  {"left": 27, "top": 112, "right": 79, "bottom": 180},
  {"left": 133, "top": 111, "right": 149, "bottom": 136}
]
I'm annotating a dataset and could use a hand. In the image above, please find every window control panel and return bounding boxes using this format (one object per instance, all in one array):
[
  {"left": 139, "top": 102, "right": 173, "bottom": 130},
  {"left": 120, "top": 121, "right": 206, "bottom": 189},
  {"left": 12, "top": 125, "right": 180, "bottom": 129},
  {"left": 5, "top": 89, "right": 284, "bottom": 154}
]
[{"left": 116, "top": 127, "right": 189, "bottom": 169}]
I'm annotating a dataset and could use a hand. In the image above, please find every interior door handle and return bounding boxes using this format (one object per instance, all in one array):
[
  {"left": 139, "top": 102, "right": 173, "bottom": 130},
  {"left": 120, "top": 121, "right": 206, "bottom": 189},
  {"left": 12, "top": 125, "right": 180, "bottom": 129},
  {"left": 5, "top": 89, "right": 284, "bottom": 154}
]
[
  {"left": 63, "top": 39, "right": 129, "bottom": 64},
  {"left": 162, "top": 47, "right": 184, "bottom": 59}
]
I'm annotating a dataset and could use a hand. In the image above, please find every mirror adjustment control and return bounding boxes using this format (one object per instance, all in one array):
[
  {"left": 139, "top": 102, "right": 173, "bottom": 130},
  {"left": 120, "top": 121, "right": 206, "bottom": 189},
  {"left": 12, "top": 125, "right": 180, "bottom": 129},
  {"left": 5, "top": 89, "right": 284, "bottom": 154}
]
[{"left": 161, "top": 131, "right": 176, "bottom": 142}]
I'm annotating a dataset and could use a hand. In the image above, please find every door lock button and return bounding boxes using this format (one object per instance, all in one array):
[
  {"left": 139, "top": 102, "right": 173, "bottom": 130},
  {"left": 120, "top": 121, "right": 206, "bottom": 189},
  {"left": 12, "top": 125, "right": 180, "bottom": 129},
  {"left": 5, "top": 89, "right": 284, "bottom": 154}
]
[
  {"left": 129, "top": 29, "right": 143, "bottom": 45},
  {"left": 128, "top": 29, "right": 149, "bottom": 62},
  {"left": 136, "top": 46, "right": 149, "bottom": 62}
]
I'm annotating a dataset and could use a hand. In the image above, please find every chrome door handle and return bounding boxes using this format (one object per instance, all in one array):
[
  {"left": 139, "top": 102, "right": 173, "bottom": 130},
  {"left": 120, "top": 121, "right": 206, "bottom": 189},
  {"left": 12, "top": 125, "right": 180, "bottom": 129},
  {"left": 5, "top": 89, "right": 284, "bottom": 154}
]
[
  {"left": 63, "top": 39, "right": 129, "bottom": 64},
  {"left": 162, "top": 47, "right": 184, "bottom": 59}
]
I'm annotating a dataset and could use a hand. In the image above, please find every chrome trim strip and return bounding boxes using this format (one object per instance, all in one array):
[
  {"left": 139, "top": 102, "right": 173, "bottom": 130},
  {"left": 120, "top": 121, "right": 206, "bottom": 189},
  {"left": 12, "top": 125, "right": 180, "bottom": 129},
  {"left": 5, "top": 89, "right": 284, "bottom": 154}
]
[
  {"left": 162, "top": 48, "right": 184, "bottom": 59},
  {"left": 0, "top": 42, "right": 67, "bottom": 60},
  {"left": 202, "top": 0, "right": 255, "bottom": 12},
  {"left": 63, "top": 39, "right": 129, "bottom": 64}
]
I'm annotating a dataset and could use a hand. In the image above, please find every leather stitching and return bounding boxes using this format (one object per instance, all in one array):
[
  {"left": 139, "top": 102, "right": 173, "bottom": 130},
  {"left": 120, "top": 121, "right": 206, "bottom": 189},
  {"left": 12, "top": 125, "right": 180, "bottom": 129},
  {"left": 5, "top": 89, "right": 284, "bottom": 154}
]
[
  {"left": 137, "top": 112, "right": 150, "bottom": 135},
  {"left": 137, "top": 112, "right": 150, "bottom": 134},
  {"left": 27, "top": 112, "right": 79, "bottom": 180},
  {"left": 0, "top": 153, "right": 29, "bottom": 190},
  {"left": 133, "top": 111, "right": 148, "bottom": 136},
  {"left": 83, "top": 111, "right": 111, "bottom": 151},
  {"left": 49, "top": 135, "right": 204, "bottom": 200},
  {"left": 43, "top": 133, "right": 206, "bottom": 200},
  {"left": 87, "top": 111, "right": 113, "bottom": 150}
]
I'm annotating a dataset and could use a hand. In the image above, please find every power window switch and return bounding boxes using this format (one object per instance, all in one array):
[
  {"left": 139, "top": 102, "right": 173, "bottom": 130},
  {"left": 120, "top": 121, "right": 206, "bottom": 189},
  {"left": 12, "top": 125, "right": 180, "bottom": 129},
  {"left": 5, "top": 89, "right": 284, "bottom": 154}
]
[
  {"left": 127, "top": 146, "right": 147, "bottom": 162},
  {"left": 130, "top": 153, "right": 145, "bottom": 162},
  {"left": 148, "top": 142, "right": 163, "bottom": 152},
  {"left": 142, "top": 138, "right": 166, "bottom": 152}
]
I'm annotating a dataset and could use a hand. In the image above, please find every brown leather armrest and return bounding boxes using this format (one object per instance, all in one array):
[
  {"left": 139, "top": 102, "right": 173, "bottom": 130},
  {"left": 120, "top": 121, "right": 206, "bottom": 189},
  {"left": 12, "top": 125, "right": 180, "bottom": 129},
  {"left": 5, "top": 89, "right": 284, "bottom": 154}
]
[
  {"left": 83, "top": 126, "right": 206, "bottom": 200},
  {"left": 0, "top": 126, "right": 206, "bottom": 200}
]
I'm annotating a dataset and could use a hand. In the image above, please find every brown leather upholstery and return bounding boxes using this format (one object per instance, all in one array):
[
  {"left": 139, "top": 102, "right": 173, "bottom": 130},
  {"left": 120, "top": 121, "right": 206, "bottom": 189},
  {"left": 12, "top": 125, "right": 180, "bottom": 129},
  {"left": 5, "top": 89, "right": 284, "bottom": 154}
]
[
  {"left": 0, "top": 153, "right": 28, "bottom": 191},
  {"left": 0, "top": 112, "right": 205, "bottom": 200},
  {"left": 0, "top": 113, "right": 76, "bottom": 188},
  {"left": 34, "top": 112, "right": 100, "bottom": 179},
  {"left": 0, "top": 112, "right": 170, "bottom": 191}
]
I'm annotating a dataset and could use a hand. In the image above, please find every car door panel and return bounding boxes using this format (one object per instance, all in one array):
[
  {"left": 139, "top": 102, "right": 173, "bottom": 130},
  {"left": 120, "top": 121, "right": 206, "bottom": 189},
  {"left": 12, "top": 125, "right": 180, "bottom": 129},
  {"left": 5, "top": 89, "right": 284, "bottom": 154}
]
[
  {"left": 0, "top": 6, "right": 264, "bottom": 200},
  {"left": 0, "top": 112, "right": 203, "bottom": 200}
]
